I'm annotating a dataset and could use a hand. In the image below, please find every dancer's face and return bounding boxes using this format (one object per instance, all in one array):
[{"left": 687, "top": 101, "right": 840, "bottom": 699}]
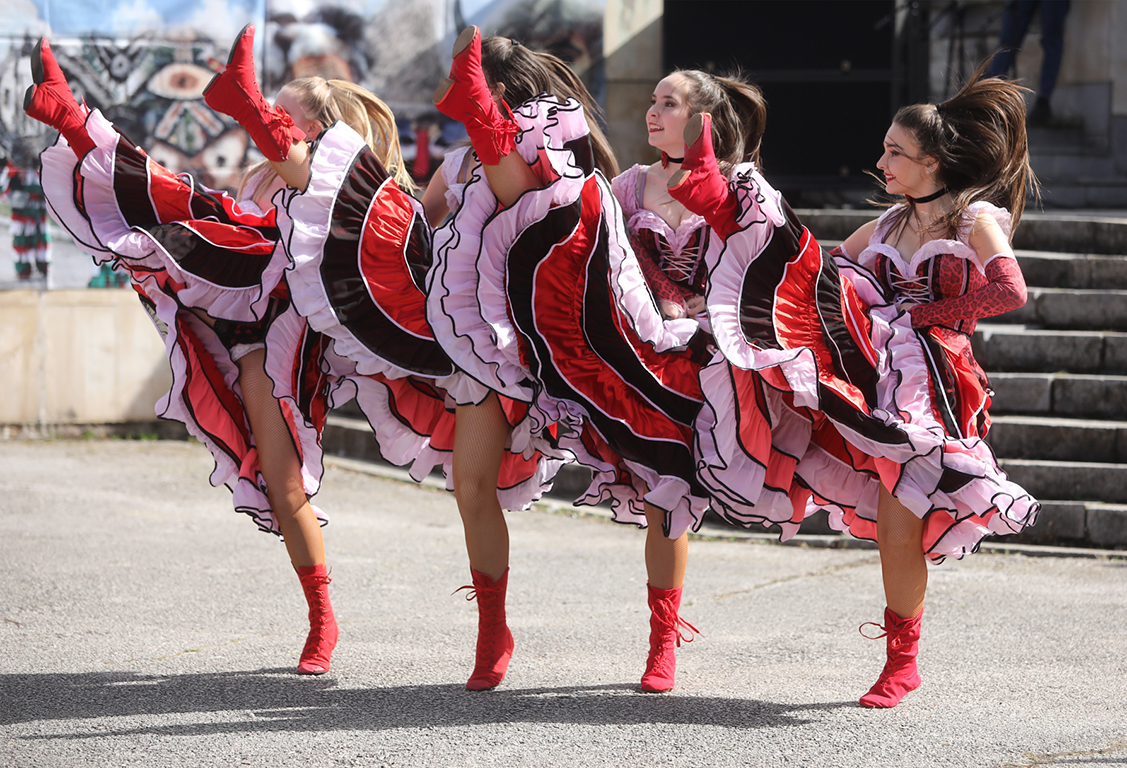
[
  {"left": 275, "top": 87, "right": 323, "bottom": 138},
  {"left": 877, "top": 123, "right": 940, "bottom": 198},
  {"left": 646, "top": 74, "right": 694, "bottom": 157}
]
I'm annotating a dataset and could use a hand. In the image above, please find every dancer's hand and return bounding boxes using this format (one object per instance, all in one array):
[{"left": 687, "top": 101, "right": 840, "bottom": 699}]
[
  {"left": 684, "top": 295, "right": 707, "bottom": 317},
  {"left": 659, "top": 300, "right": 685, "bottom": 320}
]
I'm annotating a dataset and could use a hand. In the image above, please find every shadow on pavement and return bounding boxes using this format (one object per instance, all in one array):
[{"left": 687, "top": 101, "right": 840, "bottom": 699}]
[{"left": 2, "top": 669, "right": 854, "bottom": 735}]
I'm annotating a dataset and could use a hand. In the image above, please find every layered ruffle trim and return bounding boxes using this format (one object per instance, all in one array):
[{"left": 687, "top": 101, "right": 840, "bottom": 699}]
[
  {"left": 137, "top": 285, "right": 331, "bottom": 535},
  {"left": 40, "top": 109, "right": 283, "bottom": 322},
  {"left": 694, "top": 186, "right": 1039, "bottom": 559},
  {"left": 556, "top": 429, "right": 709, "bottom": 539},
  {"left": 279, "top": 120, "right": 451, "bottom": 380},
  {"left": 428, "top": 95, "right": 698, "bottom": 418}
]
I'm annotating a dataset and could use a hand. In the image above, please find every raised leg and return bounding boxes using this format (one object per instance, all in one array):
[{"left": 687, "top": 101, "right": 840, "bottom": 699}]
[
  {"left": 667, "top": 113, "right": 740, "bottom": 239},
  {"left": 22, "top": 38, "right": 95, "bottom": 157}
]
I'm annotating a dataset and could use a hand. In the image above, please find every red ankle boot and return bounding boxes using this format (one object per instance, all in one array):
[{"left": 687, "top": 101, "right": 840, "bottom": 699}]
[
  {"left": 432, "top": 26, "right": 518, "bottom": 166},
  {"left": 295, "top": 564, "right": 338, "bottom": 675},
  {"left": 458, "top": 568, "right": 514, "bottom": 691},
  {"left": 203, "top": 24, "right": 304, "bottom": 162},
  {"left": 22, "top": 38, "right": 95, "bottom": 158},
  {"left": 640, "top": 584, "right": 699, "bottom": 693},
  {"left": 667, "top": 112, "right": 740, "bottom": 239},
  {"left": 859, "top": 607, "right": 922, "bottom": 708}
]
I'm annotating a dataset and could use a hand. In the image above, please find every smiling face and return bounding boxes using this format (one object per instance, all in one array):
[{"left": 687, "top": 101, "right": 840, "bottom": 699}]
[
  {"left": 646, "top": 73, "right": 694, "bottom": 157},
  {"left": 877, "top": 122, "right": 940, "bottom": 198}
]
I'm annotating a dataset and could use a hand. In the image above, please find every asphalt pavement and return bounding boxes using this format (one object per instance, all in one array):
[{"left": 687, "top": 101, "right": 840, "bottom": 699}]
[{"left": 2, "top": 439, "right": 1126, "bottom": 768}]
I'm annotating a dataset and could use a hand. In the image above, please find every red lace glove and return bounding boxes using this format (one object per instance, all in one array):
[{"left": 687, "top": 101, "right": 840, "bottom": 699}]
[{"left": 908, "top": 255, "right": 1027, "bottom": 328}]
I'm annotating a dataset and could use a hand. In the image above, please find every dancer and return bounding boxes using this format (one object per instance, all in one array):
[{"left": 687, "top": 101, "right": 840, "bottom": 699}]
[
  {"left": 202, "top": 26, "right": 563, "bottom": 513},
  {"left": 603, "top": 68, "right": 775, "bottom": 691},
  {"left": 24, "top": 33, "right": 466, "bottom": 676},
  {"left": 427, "top": 28, "right": 714, "bottom": 692},
  {"left": 682, "top": 67, "right": 1040, "bottom": 707}
]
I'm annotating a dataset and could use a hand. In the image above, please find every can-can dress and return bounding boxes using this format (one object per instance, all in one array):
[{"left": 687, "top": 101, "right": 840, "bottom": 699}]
[
  {"left": 36, "top": 107, "right": 542, "bottom": 531},
  {"left": 427, "top": 95, "right": 713, "bottom": 537},
  {"left": 695, "top": 169, "right": 1039, "bottom": 562},
  {"left": 275, "top": 121, "right": 565, "bottom": 509}
]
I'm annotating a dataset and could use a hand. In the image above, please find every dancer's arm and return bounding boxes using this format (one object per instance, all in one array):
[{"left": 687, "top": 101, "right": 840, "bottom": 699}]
[
  {"left": 421, "top": 161, "right": 452, "bottom": 227},
  {"left": 908, "top": 211, "right": 1026, "bottom": 327},
  {"left": 268, "top": 140, "right": 312, "bottom": 194}
]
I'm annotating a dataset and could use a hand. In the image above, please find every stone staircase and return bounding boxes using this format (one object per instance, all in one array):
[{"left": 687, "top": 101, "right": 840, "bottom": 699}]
[{"left": 322, "top": 208, "right": 1127, "bottom": 550}]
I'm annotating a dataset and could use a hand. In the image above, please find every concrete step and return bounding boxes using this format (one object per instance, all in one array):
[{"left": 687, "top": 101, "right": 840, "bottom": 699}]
[
  {"left": 1016, "top": 251, "right": 1127, "bottom": 290},
  {"left": 1000, "top": 458, "right": 1127, "bottom": 504},
  {"left": 973, "top": 323, "right": 1127, "bottom": 374},
  {"left": 990, "top": 372, "right": 1127, "bottom": 420},
  {"left": 1031, "top": 153, "right": 1124, "bottom": 181},
  {"left": 1035, "top": 183, "right": 1127, "bottom": 211},
  {"left": 1012, "top": 500, "right": 1127, "bottom": 548},
  {"left": 986, "top": 415, "right": 1127, "bottom": 463},
  {"left": 797, "top": 208, "right": 1127, "bottom": 255},
  {"left": 994, "top": 287, "right": 1127, "bottom": 330}
]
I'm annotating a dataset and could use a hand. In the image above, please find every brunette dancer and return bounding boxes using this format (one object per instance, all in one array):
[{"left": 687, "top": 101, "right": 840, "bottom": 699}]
[
  {"left": 679, "top": 66, "right": 1040, "bottom": 707},
  {"left": 427, "top": 28, "right": 717, "bottom": 692},
  {"left": 606, "top": 69, "right": 778, "bottom": 691}
]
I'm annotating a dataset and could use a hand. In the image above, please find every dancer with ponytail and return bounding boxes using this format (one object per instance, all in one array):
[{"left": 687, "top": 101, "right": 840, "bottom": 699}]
[
  {"left": 606, "top": 69, "right": 774, "bottom": 691},
  {"left": 22, "top": 31, "right": 503, "bottom": 676},
  {"left": 427, "top": 28, "right": 713, "bottom": 692},
  {"left": 677, "top": 65, "right": 1040, "bottom": 707}
]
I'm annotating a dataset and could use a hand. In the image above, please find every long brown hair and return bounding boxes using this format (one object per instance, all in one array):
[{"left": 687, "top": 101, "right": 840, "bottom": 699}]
[
  {"left": 240, "top": 76, "right": 413, "bottom": 203},
  {"left": 883, "top": 61, "right": 1039, "bottom": 239},
  {"left": 479, "top": 36, "right": 619, "bottom": 178},
  {"left": 673, "top": 69, "right": 767, "bottom": 175}
]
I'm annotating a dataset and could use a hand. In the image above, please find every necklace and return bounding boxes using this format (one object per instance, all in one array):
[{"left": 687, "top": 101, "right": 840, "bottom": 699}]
[{"left": 905, "top": 186, "right": 949, "bottom": 204}]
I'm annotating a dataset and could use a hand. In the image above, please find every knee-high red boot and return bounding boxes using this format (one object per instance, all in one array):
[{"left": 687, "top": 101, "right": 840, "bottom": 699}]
[
  {"left": 859, "top": 607, "right": 922, "bottom": 708},
  {"left": 295, "top": 564, "right": 338, "bottom": 675},
  {"left": 203, "top": 24, "right": 304, "bottom": 162},
  {"left": 459, "top": 568, "right": 515, "bottom": 691},
  {"left": 432, "top": 26, "right": 518, "bottom": 166},
  {"left": 666, "top": 112, "right": 740, "bottom": 239},
  {"left": 22, "top": 38, "right": 95, "bottom": 158},
  {"left": 640, "top": 584, "right": 699, "bottom": 693}
]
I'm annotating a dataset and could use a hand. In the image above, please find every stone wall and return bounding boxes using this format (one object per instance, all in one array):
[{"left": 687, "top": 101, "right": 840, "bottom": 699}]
[{"left": 0, "top": 289, "right": 171, "bottom": 426}]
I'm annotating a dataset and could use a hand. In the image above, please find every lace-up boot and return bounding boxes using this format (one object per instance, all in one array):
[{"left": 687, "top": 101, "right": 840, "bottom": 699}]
[
  {"left": 23, "top": 38, "right": 95, "bottom": 158},
  {"left": 641, "top": 584, "right": 699, "bottom": 693},
  {"left": 667, "top": 112, "right": 740, "bottom": 239},
  {"left": 458, "top": 568, "right": 514, "bottom": 690},
  {"left": 295, "top": 564, "right": 338, "bottom": 675},
  {"left": 203, "top": 24, "right": 304, "bottom": 162},
  {"left": 432, "top": 26, "right": 519, "bottom": 166},
  {"left": 859, "top": 607, "right": 922, "bottom": 708}
]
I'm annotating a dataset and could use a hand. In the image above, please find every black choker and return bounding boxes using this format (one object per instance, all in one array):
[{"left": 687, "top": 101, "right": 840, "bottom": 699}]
[
  {"left": 660, "top": 152, "right": 684, "bottom": 169},
  {"left": 905, "top": 187, "right": 949, "bottom": 204}
]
